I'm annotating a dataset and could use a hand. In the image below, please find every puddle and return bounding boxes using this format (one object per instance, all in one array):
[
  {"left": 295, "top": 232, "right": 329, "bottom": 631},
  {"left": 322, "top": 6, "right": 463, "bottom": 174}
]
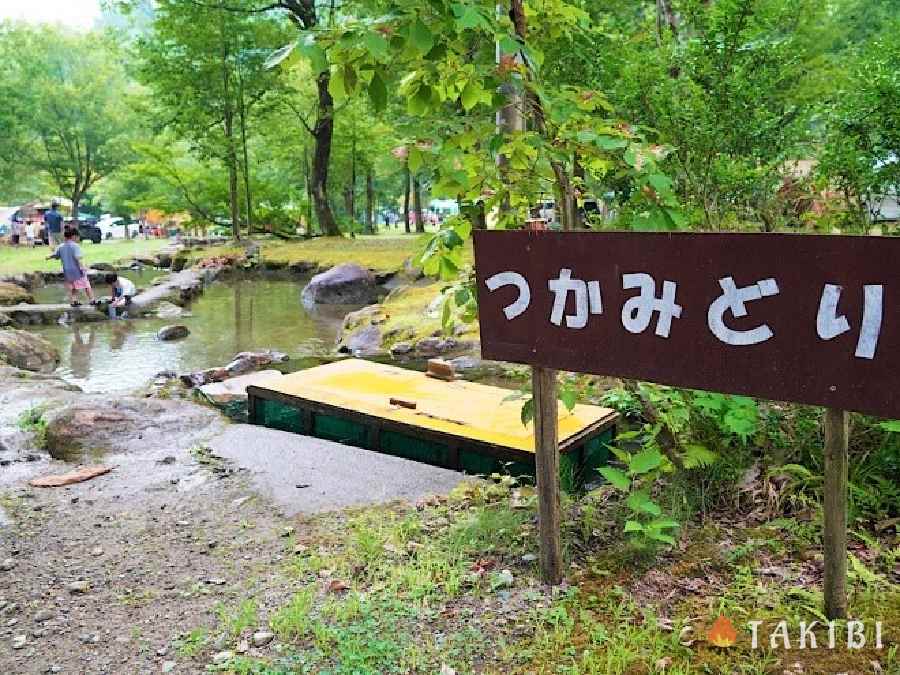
[{"left": 30, "top": 276, "right": 362, "bottom": 393}]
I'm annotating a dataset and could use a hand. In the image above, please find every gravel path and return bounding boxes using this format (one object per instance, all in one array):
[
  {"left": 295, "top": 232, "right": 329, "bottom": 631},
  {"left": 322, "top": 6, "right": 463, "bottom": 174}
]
[{"left": 0, "top": 390, "right": 464, "bottom": 674}]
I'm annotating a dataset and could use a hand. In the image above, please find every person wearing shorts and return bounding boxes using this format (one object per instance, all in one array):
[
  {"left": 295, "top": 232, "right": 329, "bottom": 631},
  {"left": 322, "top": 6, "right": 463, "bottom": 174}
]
[{"left": 49, "top": 227, "right": 95, "bottom": 307}]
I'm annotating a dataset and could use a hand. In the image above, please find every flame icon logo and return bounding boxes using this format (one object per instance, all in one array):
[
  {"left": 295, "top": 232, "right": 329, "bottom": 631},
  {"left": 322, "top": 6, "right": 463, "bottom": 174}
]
[{"left": 707, "top": 615, "right": 737, "bottom": 647}]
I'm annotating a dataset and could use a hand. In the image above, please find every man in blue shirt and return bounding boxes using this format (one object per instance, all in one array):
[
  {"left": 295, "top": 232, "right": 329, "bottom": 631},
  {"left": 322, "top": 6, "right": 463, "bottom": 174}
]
[{"left": 44, "top": 200, "right": 64, "bottom": 247}]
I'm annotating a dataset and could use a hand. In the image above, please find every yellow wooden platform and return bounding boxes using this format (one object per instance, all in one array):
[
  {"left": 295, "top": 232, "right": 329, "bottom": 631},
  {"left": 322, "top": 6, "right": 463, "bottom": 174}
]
[{"left": 254, "top": 359, "right": 617, "bottom": 453}]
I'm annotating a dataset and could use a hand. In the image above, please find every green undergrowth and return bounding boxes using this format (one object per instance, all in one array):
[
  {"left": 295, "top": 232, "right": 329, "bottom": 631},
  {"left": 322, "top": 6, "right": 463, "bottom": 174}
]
[
  {"left": 374, "top": 282, "right": 480, "bottom": 349},
  {"left": 203, "top": 477, "right": 898, "bottom": 674}
]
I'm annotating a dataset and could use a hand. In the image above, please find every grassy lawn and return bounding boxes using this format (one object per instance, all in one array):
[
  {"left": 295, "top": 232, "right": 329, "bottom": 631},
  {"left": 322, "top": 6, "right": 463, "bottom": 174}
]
[
  {"left": 261, "top": 235, "right": 427, "bottom": 272},
  {"left": 188, "top": 233, "right": 473, "bottom": 275},
  {"left": 0, "top": 239, "right": 169, "bottom": 276}
]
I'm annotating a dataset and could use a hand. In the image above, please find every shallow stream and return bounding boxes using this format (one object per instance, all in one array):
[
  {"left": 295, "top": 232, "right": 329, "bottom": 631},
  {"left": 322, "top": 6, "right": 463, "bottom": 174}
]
[{"left": 31, "top": 275, "right": 361, "bottom": 393}]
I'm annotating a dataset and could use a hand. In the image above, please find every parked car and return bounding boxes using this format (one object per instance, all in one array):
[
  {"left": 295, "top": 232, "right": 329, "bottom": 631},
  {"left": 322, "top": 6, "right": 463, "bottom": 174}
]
[{"left": 39, "top": 221, "right": 103, "bottom": 245}]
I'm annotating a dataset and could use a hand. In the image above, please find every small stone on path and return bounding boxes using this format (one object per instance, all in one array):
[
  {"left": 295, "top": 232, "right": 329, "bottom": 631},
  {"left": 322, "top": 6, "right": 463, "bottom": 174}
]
[
  {"left": 161, "top": 662, "right": 177, "bottom": 673},
  {"left": 212, "top": 651, "right": 234, "bottom": 665},
  {"left": 0, "top": 558, "right": 14, "bottom": 571},
  {"left": 68, "top": 580, "right": 90, "bottom": 594},
  {"left": 33, "top": 609, "right": 54, "bottom": 623},
  {"left": 11, "top": 634, "right": 26, "bottom": 649},
  {"left": 252, "top": 631, "right": 274, "bottom": 647}
]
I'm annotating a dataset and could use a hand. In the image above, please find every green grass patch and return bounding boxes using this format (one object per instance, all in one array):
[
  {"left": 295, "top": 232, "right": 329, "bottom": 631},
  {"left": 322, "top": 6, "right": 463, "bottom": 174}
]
[
  {"left": 17, "top": 404, "right": 49, "bottom": 449},
  {"left": 0, "top": 239, "right": 168, "bottom": 276},
  {"left": 199, "top": 477, "right": 899, "bottom": 674}
]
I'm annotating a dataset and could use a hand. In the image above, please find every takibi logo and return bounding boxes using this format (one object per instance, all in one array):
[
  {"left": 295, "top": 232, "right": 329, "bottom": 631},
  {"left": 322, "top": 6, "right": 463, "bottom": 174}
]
[
  {"left": 697, "top": 615, "right": 887, "bottom": 650},
  {"left": 707, "top": 615, "right": 737, "bottom": 647}
]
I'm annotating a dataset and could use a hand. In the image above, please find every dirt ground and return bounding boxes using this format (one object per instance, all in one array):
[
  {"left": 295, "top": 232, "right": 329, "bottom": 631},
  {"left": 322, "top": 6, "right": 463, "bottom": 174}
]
[
  {"left": 0, "top": 366, "right": 465, "bottom": 675},
  {"left": 0, "top": 437, "right": 299, "bottom": 674}
]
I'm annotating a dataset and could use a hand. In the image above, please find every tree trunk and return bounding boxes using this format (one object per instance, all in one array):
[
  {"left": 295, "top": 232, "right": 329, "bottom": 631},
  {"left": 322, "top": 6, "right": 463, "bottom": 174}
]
[
  {"left": 312, "top": 73, "right": 339, "bottom": 236},
  {"left": 303, "top": 145, "right": 314, "bottom": 235},
  {"left": 70, "top": 194, "right": 80, "bottom": 235},
  {"left": 220, "top": 15, "right": 240, "bottom": 241},
  {"left": 413, "top": 176, "right": 424, "bottom": 233},
  {"left": 237, "top": 65, "right": 253, "bottom": 236},
  {"left": 349, "top": 125, "right": 357, "bottom": 226},
  {"left": 403, "top": 162, "right": 411, "bottom": 233},
  {"left": 509, "top": 0, "right": 574, "bottom": 231},
  {"left": 366, "top": 169, "right": 375, "bottom": 234}
]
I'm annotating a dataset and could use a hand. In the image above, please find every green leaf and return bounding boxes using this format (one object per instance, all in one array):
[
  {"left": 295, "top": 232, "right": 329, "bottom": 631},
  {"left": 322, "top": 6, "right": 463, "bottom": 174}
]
[
  {"left": 438, "top": 256, "right": 459, "bottom": 280},
  {"left": 879, "top": 420, "right": 900, "bottom": 432},
  {"left": 596, "top": 136, "right": 627, "bottom": 150},
  {"left": 460, "top": 80, "right": 483, "bottom": 112},
  {"left": 624, "top": 520, "right": 643, "bottom": 533},
  {"left": 265, "top": 41, "right": 297, "bottom": 70},
  {"left": 343, "top": 65, "right": 358, "bottom": 93},
  {"left": 452, "top": 217, "right": 472, "bottom": 241},
  {"left": 368, "top": 72, "right": 388, "bottom": 112},
  {"left": 681, "top": 444, "right": 718, "bottom": 469},
  {"left": 363, "top": 32, "right": 389, "bottom": 59},
  {"left": 408, "top": 85, "right": 433, "bottom": 115},
  {"left": 520, "top": 398, "right": 534, "bottom": 427},
  {"left": 328, "top": 68, "right": 345, "bottom": 100},
  {"left": 441, "top": 297, "right": 452, "bottom": 329},
  {"left": 646, "top": 531, "right": 676, "bottom": 545},
  {"left": 598, "top": 467, "right": 630, "bottom": 491},
  {"left": 628, "top": 448, "right": 663, "bottom": 475},
  {"left": 559, "top": 388, "right": 578, "bottom": 412},
  {"left": 408, "top": 146, "right": 424, "bottom": 175},
  {"left": 648, "top": 173, "right": 673, "bottom": 194},
  {"left": 647, "top": 518, "right": 679, "bottom": 530},
  {"left": 409, "top": 19, "right": 434, "bottom": 54},
  {"left": 499, "top": 36, "right": 520, "bottom": 55},
  {"left": 626, "top": 490, "right": 662, "bottom": 516},
  {"left": 453, "top": 5, "right": 486, "bottom": 31},
  {"left": 297, "top": 41, "right": 328, "bottom": 74}
]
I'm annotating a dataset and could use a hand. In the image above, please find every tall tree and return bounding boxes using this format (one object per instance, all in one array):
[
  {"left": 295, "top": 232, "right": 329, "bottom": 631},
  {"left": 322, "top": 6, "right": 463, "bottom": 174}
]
[
  {"left": 137, "top": 0, "right": 284, "bottom": 239},
  {"left": 1, "top": 26, "right": 137, "bottom": 221}
]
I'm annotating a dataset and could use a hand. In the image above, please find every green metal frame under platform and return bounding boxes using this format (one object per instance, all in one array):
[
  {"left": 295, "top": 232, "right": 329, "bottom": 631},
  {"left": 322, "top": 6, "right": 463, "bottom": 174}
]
[{"left": 247, "top": 360, "right": 618, "bottom": 492}]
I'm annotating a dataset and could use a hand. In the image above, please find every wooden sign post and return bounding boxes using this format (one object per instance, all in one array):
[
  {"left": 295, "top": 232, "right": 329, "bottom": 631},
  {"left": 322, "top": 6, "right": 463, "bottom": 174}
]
[
  {"left": 532, "top": 366, "right": 563, "bottom": 584},
  {"left": 823, "top": 408, "right": 849, "bottom": 619},
  {"left": 474, "top": 230, "right": 900, "bottom": 616}
]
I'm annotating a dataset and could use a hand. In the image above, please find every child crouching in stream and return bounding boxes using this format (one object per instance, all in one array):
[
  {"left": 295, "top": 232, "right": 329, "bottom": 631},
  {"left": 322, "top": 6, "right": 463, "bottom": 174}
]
[
  {"left": 106, "top": 273, "right": 136, "bottom": 319},
  {"left": 48, "top": 227, "right": 95, "bottom": 307}
]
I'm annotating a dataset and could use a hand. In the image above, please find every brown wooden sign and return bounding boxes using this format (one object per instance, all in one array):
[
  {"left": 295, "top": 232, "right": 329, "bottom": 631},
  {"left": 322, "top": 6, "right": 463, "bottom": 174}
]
[{"left": 474, "top": 230, "right": 900, "bottom": 418}]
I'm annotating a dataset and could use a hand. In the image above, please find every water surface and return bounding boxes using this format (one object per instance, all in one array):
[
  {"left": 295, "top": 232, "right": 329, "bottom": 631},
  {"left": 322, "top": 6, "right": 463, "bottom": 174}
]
[{"left": 32, "top": 277, "right": 359, "bottom": 393}]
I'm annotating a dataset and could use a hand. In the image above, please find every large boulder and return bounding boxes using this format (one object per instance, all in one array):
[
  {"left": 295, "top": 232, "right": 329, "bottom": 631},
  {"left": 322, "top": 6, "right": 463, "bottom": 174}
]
[
  {"left": 0, "top": 330, "right": 59, "bottom": 373},
  {"left": 0, "top": 282, "right": 33, "bottom": 307},
  {"left": 301, "top": 264, "right": 380, "bottom": 305},
  {"left": 42, "top": 398, "right": 222, "bottom": 461}
]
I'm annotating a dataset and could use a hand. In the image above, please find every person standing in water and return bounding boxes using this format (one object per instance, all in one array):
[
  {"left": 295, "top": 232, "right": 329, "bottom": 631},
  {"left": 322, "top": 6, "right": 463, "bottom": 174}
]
[{"left": 49, "top": 226, "right": 95, "bottom": 307}]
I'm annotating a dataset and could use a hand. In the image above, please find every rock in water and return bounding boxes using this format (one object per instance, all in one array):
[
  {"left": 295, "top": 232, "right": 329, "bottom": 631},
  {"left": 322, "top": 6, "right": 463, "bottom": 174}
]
[
  {"left": 157, "top": 325, "right": 190, "bottom": 341},
  {"left": 199, "top": 370, "right": 283, "bottom": 406},
  {"left": 0, "top": 330, "right": 60, "bottom": 373},
  {"left": 301, "top": 264, "right": 380, "bottom": 305},
  {"left": 0, "top": 282, "right": 33, "bottom": 306},
  {"left": 154, "top": 301, "right": 190, "bottom": 320}
]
